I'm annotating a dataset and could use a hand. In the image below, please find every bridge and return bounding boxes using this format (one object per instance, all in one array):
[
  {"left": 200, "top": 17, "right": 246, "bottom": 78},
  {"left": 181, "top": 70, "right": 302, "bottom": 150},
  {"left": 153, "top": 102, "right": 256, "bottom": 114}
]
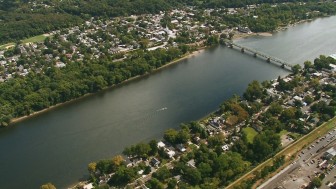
[{"left": 225, "top": 40, "right": 293, "bottom": 72}]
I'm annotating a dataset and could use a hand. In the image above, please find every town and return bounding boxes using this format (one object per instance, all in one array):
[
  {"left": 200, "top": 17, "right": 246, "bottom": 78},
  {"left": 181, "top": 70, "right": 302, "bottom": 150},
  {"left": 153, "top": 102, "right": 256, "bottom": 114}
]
[
  {"left": 77, "top": 54, "right": 336, "bottom": 189},
  {"left": 0, "top": 2, "right": 336, "bottom": 189},
  {"left": 0, "top": 7, "right": 232, "bottom": 82},
  {"left": 0, "top": 2, "right": 330, "bottom": 83}
]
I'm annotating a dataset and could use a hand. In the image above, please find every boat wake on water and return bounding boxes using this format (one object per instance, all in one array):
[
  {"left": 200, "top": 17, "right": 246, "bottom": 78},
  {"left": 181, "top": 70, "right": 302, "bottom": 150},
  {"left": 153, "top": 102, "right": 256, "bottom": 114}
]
[{"left": 156, "top": 107, "right": 168, "bottom": 112}]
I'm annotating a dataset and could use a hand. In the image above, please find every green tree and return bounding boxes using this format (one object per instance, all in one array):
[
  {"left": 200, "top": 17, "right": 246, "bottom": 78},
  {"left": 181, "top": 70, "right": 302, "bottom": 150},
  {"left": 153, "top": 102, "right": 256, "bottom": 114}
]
[
  {"left": 304, "top": 60, "right": 313, "bottom": 70},
  {"left": 243, "top": 80, "right": 263, "bottom": 101},
  {"left": 304, "top": 95, "right": 314, "bottom": 105},
  {"left": 147, "top": 178, "right": 164, "bottom": 189},
  {"left": 149, "top": 139, "right": 158, "bottom": 156},
  {"left": 291, "top": 64, "right": 302, "bottom": 74},
  {"left": 206, "top": 35, "right": 219, "bottom": 46},
  {"left": 153, "top": 166, "right": 172, "bottom": 182},
  {"left": 280, "top": 108, "right": 296, "bottom": 122},
  {"left": 108, "top": 166, "right": 137, "bottom": 186},
  {"left": 88, "top": 162, "right": 97, "bottom": 174},
  {"left": 310, "top": 177, "right": 322, "bottom": 188},
  {"left": 198, "top": 162, "right": 212, "bottom": 178},
  {"left": 167, "top": 178, "right": 177, "bottom": 189},
  {"left": 40, "top": 183, "right": 56, "bottom": 189},
  {"left": 268, "top": 102, "right": 283, "bottom": 116},
  {"left": 177, "top": 129, "right": 191, "bottom": 144},
  {"left": 184, "top": 167, "right": 202, "bottom": 185},
  {"left": 164, "top": 129, "right": 178, "bottom": 144}
]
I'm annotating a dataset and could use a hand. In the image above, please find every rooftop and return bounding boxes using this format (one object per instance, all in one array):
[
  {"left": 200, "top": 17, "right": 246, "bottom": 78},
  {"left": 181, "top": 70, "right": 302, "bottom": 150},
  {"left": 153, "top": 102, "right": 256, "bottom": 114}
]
[{"left": 329, "top": 53, "right": 336, "bottom": 60}]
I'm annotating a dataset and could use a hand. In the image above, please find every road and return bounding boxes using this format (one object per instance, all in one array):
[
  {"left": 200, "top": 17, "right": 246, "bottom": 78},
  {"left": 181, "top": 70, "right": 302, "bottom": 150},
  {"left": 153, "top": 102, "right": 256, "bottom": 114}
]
[{"left": 258, "top": 128, "right": 336, "bottom": 189}]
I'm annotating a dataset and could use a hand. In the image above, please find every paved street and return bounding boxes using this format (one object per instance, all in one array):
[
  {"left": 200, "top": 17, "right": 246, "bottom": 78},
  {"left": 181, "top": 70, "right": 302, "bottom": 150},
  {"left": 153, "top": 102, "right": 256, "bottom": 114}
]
[{"left": 258, "top": 128, "right": 336, "bottom": 189}]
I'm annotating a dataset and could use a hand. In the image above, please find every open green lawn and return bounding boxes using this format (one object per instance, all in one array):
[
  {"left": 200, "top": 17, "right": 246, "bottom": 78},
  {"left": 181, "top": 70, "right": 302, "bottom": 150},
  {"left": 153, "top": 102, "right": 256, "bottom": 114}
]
[
  {"left": 243, "top": 127, "right": 258, "bottom": 143},
  {"left": 0, "top": 34, "right": 49, "bottom": 50},
  {"left": 0, "top": 43, "right": 15, "bottom": 50},
  {"left": 21, "top": 34, "right": 48, "bottom": 44}
]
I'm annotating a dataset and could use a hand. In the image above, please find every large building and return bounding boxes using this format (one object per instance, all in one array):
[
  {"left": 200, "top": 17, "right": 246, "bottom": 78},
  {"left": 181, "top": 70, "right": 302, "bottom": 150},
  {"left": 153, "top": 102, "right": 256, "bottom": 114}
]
[{"left": 323, "top": 147, "right": 336, "bottom": 160}]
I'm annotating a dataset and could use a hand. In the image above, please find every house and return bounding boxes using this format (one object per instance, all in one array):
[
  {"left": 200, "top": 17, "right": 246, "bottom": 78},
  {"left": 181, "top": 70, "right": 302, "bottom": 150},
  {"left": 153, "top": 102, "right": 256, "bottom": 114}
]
[
  {"left": 222, "top": 144, "right": 229, "bottom": 151},
  {"left": 150, "top": 158, "right": 160, "bottom": 167},
  {"left": 293, "top": 96, "right": 303, "bottom": 101},
  {"left": 157, "top": 141, "right": 166, "bottom": 148},
  {"left": 329, "top": 64, "right": 336, "bottom": 72},
  {"left": 312, "top": 72, "right": 322, "bottom": 77},
  {"left": 55, "top": 62, "right": 66, "bottom": 68},
  {"left": 187, "top": 159, "right": 196, "bottom": 168},
  {"left": 329, "top": 53, "right": 336, "bottom": 60},
  {"left": 167, "top": 150, "right": 176, "bottom": 159},
  {"left": 83, "top": 183, "right": 94, "bottom": 189},
  {"left": 238, "top": 26, "right": 251, "bottom": 33},
  {"left": 176, "top": 144, "right": 186, "bottom": 152}
]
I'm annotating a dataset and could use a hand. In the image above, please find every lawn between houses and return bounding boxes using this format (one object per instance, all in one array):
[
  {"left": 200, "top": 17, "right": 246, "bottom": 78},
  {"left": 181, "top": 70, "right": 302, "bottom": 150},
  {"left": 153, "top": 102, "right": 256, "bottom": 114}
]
[
  {"left": 243, "top": 127, "right": 258, "bottom": 143},
  {"left": 226, "top": 116, "right": 336, "bottom": 189},
  {"left": 0, "top": 43, "right": 15, "bottom": 50}
]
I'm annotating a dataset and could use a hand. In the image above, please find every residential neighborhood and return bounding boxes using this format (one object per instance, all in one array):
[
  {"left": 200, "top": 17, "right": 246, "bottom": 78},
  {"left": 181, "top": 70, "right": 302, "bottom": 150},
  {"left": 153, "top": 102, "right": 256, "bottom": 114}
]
[
  {"left": 0, "top": 2, "right": 336, "bottom": 189},
  {"left": 76, "top": 55, "right": 336, "bottom": 189},
  {"left": 0, "top": 6, "right": 248, "bottom": 83}
]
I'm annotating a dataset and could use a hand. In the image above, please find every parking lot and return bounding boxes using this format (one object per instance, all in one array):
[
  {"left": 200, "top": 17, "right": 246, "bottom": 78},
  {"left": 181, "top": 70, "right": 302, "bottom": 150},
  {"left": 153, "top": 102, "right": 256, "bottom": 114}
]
[{"left": 258, "top": 128, "right": 336, "bottom": 189}]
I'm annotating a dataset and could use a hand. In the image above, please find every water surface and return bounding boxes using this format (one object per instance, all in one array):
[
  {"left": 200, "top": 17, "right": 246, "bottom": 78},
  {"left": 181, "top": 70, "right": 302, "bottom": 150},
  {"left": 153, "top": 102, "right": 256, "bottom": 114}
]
[{"left": 0, "top": 16, "right": 335, "bottom": 189}]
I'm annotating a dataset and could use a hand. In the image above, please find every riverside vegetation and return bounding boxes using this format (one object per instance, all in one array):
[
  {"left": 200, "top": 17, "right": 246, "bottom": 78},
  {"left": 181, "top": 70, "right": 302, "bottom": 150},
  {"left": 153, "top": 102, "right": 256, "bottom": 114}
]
[
  {"left": 82, "top": 56, "right": 336, "bottom": 189},
  {"left": 0, "top": 1, "right": 336, "bottom": 188},
  {"left": 1, "top": 1, "right": 336, "bottom": 126}
]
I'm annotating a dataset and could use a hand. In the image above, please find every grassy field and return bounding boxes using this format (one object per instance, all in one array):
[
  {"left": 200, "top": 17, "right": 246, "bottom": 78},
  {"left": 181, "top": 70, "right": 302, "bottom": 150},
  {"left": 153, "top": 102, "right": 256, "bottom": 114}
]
[
  {"left": 243, "top": 127, "right": 258, "bottom": 143},
  {"left": 227, "top": 116, "right": 336, "bottom": 189},
  {"left": 21, "top": 34, "right": 48, "bottom": 44},
  {"left": 0, "top": 43, "right": 15, "bottom": 50},
  {"left": 0, "top": 34, "right": 50, "bottom": 50}
]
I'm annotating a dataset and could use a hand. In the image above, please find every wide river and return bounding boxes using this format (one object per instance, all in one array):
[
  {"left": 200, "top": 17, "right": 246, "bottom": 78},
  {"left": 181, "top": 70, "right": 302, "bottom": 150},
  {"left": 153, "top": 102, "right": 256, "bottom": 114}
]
[{"left": 0, "top": 16, "right": 335, "bottom": 189}]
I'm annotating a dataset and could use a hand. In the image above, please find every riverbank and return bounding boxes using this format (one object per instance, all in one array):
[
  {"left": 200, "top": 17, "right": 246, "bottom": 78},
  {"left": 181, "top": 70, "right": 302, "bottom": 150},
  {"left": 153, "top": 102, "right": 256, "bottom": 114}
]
[
  {"left": 233, "top": 32, "right": 273, "bottom": 40},
  {"left": 9, "top": 48, "right": 206, "bottom": 126},
  {"left": 4, "top": 15, "right": 332, "bottom": 126},
  {"left": 232, "top": 18, "right": 321, "bottom": 40}
]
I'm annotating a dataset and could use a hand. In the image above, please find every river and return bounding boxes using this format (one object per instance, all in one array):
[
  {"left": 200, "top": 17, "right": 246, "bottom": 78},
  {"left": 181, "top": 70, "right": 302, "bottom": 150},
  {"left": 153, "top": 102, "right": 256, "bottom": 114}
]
[{"left": 0, "top": 16, "right": 335, "bottom": 189}]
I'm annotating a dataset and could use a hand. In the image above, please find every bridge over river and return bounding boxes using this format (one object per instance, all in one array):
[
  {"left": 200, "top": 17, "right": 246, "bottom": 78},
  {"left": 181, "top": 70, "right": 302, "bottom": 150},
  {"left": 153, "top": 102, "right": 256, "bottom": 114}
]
[{"left": 225, "top": 40, "right": 293, "bottom": 72}]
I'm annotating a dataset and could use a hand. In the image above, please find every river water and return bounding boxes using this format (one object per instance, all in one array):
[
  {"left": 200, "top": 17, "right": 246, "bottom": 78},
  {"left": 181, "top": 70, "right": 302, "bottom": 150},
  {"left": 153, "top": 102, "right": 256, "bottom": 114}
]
[{"left": 0, "top": 16, "right": 335, "bottom": 189}]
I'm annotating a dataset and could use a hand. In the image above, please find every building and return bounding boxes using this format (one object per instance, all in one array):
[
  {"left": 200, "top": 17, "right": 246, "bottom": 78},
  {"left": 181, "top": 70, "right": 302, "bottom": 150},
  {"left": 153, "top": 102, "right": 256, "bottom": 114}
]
[
  {"left": 323, "top": 147, "right": 336, "bottom": 159},
  {"left": 83, "top": 183, "right": 94, "bottom": 189},
  {"left": 157, "top": 141, "right": 166, "bottom": 148},
  {"left": 222, "top": 144, "right": 229, "bottom": 151},
  {"left": 150, "top": 157, "right": 160, "bottom": 167},
  {"left": 329, "top": 53, "right": 336, "bottom": 60},
  {"left": 167, "top": 150, "right": 176, "bottom": 159},
  {"left": 238, "top": 26, "right": 251, "bottom": 33},
  {"left": 176, "top": 144, "right": 186, "bottom": 152}
]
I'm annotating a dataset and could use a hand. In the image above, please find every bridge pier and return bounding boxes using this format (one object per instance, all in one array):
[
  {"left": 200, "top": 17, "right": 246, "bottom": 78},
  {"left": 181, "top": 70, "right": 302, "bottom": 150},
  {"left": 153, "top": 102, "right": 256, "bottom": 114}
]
[
  {"left": 281, "top": 64, "right": 285, "bottom": 68},
  {"left": 253, "top": 53, "right": 257, "bottom": 57},
  {"left": 229, "top": 44, "right": 233, "bottom": 48},
  {"left": 241, "top": 48, "right": 245, "bottom": 53},
  {"left": 267, "top": 57, "right": 271, "bottom": 63}
]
